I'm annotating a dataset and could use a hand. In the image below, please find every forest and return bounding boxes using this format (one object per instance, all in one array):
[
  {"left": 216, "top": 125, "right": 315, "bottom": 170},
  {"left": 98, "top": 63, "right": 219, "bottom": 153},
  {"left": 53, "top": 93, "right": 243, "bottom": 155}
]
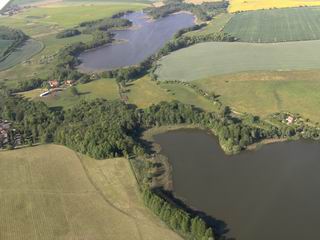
[{"left": 2, "top": 90, "right": 319, "bottom": 156}]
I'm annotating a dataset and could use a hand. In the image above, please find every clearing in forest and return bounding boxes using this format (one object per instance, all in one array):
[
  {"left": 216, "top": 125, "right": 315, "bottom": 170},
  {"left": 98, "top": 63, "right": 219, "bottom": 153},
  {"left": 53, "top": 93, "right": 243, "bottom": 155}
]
[
  {"left": 229, "top": 0, "right": 320, "bottom": 12},
  {"left": 224, "top": 7, "right": 320, "bottom": 43},
  {"left": 0, "top": 145, "right": 181, "bottom": 240}
]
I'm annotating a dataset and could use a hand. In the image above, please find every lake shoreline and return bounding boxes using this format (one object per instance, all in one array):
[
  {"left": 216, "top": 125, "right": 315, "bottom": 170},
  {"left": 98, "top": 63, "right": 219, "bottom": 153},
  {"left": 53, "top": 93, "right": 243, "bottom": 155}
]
[
  {"left": 152, "top": 128, "right": 320, "bottom": 240},
  {"left": 77, "top": 11, "right": 195, "bottom": 71},
  {"left": 142, "top": 124, "right": 289, "bottom": 192}
]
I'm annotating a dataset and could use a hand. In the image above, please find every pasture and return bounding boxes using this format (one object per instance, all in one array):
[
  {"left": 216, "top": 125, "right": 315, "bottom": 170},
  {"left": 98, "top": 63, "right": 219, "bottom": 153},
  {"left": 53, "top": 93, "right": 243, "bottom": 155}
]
[
  {"left": 0, "top": 145, "right": 181, "bottom": 240},
  {"left": 155, "top": 41, "right": 320, "bottom": 82},
  {"left": 36, "top": 78, "right": 120, "bottom": 108},
  {"left": 194, "top": 71, "right": 320, "bottom": 122},
  {"left": 229, "top": 0, "right": 320, "bottom": 12},
  {"left": 126, "top": 76, "right": 218, "bottom": 111},
  {"left": 224, "top": 7, "right": 320, "bottom": 42}
]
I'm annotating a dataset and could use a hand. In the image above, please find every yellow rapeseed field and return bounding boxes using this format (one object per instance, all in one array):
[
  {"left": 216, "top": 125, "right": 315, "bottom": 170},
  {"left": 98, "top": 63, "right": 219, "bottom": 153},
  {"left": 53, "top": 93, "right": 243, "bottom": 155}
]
[{"left": 229, "top": 0, "right": 320, "bottom": 12}]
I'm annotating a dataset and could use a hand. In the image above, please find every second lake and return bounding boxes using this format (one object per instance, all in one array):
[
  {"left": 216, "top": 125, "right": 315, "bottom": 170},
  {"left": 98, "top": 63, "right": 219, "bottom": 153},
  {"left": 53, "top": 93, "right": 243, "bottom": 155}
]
[{"left": 78, "top": 11, "right": 195, "bottom": 71}]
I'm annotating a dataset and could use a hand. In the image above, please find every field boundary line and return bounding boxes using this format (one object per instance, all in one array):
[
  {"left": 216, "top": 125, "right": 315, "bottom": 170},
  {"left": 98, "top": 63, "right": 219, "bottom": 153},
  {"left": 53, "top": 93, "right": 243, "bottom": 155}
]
[{"left": 74, "top": 152, "right": 136, "bottom": 218}]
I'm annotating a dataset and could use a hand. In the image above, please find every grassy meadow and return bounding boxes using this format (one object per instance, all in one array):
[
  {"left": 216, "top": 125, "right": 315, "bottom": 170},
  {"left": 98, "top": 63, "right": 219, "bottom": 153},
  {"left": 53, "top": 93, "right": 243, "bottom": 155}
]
[
  {"left": 16, "top": 3, "right": 147, "bottom": 28},
  {"left": 194, "top": 70, "right": 320, "bottom": 122},
  {"left": 0, "top": 145, "right": 181, "bottom": 240},
  {"left": 21, "top": 78, "right": 120, "bottom": 108},
  {"left": 185, "top": 13, "right": 232, "bottom": 37},
  {"left": 155, "top": 41, "right": 320, "bottom": 82},
  {"left": 224, "top": 7, "right": 320, "bottom": 42},
  {"left": 229, "top": 0, "right": 320, "bottom": 12},
  {"left": 126, "top": 76, "right": 218, "bottom": 111}
]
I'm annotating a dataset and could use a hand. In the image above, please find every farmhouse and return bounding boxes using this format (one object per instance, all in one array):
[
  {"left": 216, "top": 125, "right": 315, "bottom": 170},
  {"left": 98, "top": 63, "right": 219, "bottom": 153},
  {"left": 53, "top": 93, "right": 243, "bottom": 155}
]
[
  {"left": 286, "top": 116, "right": 295, "bottom": 124},
  {"left": 64, "top": 80, "right": 74, "bottom": 86},
  {"left": 49, "top": 80, "right": 59, "bottom": 88}
]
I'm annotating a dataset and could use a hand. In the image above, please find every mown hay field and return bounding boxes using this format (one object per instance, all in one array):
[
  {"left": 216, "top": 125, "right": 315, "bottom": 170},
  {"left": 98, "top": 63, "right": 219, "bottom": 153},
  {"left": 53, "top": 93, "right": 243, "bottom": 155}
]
[
  {"left": 194, "top": 71, "right": 320, "bottom": 122},
  {"left": 155, "top": 41, "right": 320, "bottom": 82},
  {"left": 229, "top": 0, "right": 320, "bottom": 12},
  {"left": 0, "top": 145, "right": 181, "bottom": 240},
  {"left": 224, "top": 7, "right": 320, "bottom": 42}
]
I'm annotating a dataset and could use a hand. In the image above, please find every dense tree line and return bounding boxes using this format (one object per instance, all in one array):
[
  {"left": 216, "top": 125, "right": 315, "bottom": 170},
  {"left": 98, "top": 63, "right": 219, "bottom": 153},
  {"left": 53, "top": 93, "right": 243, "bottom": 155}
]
[
  {"left": 143, "top": 188, "right": 214, "bottom": 240},
  {"left": 0, "top": 26, "right": 28, "bottom": 60},
  {"left": 14, "top": 78, "right": 46, "bottom": 92},
  {"left": 54, "top": 99, "right": 142, "bottom": 159},
  {"left": 56, "top": 28, "right": 81, "bottom": 39},
  {"left": 79, "top": 16, "right": 132, "bottom": 34},
  {"left": 0, "top": 92, "right": 61, "bottom": 147}
]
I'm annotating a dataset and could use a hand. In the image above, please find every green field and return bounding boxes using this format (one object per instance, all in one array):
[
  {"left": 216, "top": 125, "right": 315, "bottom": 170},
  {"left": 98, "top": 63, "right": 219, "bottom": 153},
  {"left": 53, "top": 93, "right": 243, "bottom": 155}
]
[
  {"left": 185, "top": 13, "right": 232, "bottom": 37},
  {"left": 224, "top": 7, "right": 320, "bottom": 43},
  {"left": 0, "top": 39, "right": 43, "bottom": 71},
  {"left": 194, "top": 70, "right": 320, "bottom": 121},
  {"left": 0, "top": 145, "right": 181, "bottom": 240},
  {"left": 22, "top": 78, "right": 120, "bottom": 108},
  {"left": 16, "top": 3, "right": 147, "bottom": 28},
  {"left": 155, "top": 41, "right": 320, "bottom": 82},
  {"left": 126, "top": 76, "right": 218, "bottom": 111},
  {"left": 0, "top": 39, "right": 13, "bottom": 56}
]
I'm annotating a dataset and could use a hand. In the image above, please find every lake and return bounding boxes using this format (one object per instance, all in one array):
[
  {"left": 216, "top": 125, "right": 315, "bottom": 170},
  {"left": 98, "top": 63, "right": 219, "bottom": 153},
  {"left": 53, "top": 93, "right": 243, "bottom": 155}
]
[
  {"left": 154, "top": 129, "right": 320, "bottom": 240},
  {"left": 78, "top": 11, "right": 195, "bottom": 71}
]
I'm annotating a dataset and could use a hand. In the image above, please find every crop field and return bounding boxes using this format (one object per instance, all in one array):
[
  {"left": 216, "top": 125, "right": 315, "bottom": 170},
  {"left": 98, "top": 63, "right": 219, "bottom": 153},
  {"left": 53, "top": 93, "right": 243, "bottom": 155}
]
[
  {"left": 194, "top": 70, "right": 320, "bottom": 122},
  {"left": 0, "top": 39, "right": 43, "bottom": 71},
  {"left": 224, "top": 7, "right": 320, "bottom": 42},
  {"left": 0, "top": 145, "right": 181, "bottom": 240},
  {"left": 155, "top": 41, "right": 320, "bottom": 82},
  {"left": 229, "top": 0, "right": 320, "bottom": 12},
  {"left": 35, "top": 78, "right": 120, "bottom": 108}
]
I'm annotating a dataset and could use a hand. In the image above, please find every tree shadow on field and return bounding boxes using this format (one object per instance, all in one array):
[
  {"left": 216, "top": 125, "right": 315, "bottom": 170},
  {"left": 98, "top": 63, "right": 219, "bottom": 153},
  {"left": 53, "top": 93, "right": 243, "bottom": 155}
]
[{"left": 154, "top": 188, "right": 236, "bottom": 240}]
